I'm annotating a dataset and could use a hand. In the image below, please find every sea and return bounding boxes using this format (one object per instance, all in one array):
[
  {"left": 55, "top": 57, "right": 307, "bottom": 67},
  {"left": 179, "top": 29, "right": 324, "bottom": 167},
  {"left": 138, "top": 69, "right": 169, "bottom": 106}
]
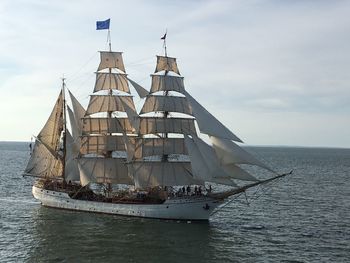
[{"left": 0, "top": 142, "right": 349, "bottom": 263}]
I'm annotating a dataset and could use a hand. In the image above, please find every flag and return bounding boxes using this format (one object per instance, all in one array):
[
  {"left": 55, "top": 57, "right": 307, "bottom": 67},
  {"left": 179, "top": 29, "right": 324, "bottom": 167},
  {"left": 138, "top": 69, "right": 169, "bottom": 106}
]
[
  {"left": 96, "top": 19, "right": 110, "bottom": 30},
  {"left": 161, "top": 32, "right": 167, "bottom": 40}
]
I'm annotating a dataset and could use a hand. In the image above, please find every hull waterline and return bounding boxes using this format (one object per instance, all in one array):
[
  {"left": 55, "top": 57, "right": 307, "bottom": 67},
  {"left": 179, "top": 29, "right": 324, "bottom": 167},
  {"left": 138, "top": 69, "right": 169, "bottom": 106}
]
[{"left": 32, "top": 185, "right": 222, "bottom": 221}]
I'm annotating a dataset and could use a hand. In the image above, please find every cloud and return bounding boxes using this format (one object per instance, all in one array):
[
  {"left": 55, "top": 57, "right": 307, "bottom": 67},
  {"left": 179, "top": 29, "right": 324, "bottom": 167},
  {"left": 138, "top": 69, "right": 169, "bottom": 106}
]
[{"left": 0, "top": 0, "right": 349, "bottom": 147}]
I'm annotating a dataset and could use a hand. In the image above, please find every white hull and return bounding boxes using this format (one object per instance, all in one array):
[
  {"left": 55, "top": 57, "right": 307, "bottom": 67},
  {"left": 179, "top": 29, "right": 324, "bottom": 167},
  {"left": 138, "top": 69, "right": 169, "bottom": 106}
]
[{"left": 32, "top": 185, "right": 222, "bottom": 220}]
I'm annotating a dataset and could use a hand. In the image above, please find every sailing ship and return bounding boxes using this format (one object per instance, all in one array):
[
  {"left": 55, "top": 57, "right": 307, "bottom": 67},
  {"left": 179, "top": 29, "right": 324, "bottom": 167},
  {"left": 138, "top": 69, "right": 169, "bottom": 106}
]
[{"left": 24, "top": 31, "right": 291, "bottom": 221}]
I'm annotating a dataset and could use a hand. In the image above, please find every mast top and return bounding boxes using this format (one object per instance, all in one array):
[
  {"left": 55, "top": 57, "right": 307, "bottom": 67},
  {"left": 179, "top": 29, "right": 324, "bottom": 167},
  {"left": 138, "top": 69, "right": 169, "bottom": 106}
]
[
  {"left": 61, "top": 75, "right": 66, "bottom": 88},
  {"left": 108, "top": 29, "right": 112, "bottom": 51},
  {"left": 161, "top": 30, "right": 167, "bottom": 57}
]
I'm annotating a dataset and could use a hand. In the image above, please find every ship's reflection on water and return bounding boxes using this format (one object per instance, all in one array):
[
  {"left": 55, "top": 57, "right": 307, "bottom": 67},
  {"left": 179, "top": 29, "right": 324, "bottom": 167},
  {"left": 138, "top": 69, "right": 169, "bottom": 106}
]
[{"left": 28, "top": 206, "right": 227, "bottom": 263}]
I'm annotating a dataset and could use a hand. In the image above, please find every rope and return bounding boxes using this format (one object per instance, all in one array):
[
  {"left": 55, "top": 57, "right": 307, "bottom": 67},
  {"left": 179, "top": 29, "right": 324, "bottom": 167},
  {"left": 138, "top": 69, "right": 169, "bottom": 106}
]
[
  {"left": 212, "top": 174, "right": 289, "bottom": 216},
  {"left": 210, "top": 192, "right": 244, "bottom": 216},
  {"left": 66, "top": 52, "right": 98, "bottom": 81},
  {"left": 126, "top": 56, "right": 154, "bottom": 67}
]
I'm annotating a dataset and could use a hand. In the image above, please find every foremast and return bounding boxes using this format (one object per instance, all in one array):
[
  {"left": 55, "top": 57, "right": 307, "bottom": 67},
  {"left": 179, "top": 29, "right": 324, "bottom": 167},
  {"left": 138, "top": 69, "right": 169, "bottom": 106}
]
[
  {"left": 24, "top": 89, "right": 65, "bottom": 179},
  {"left": 77, "top": 39, "right": 139, "bottom": 187}
]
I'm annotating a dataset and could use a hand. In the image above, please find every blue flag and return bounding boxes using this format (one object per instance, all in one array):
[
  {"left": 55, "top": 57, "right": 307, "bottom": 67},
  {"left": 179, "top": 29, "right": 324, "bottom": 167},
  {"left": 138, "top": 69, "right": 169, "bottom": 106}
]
[{"left": 96, "top": 19, "right": 110, "bottom": 30}]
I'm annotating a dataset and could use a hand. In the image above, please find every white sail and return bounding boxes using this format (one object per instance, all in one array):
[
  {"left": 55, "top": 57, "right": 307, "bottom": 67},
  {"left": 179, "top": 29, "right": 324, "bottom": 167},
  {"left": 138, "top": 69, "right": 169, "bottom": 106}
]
[
  {"left": 68, "top": 90, "right": 85, "bottom": 135},
  {"left": 80, "top": 135, "right": 130, "bottom": 155},
  {"left": 24, "top": 141, "right": 63, "bottom": 178},
  {"left": 134, "top": 138, "right": 187, "bottom": 159},
  {"left": 94, "top": 72, "right": 130, "bottom": 93},
  {"left": 120, "top": 129, "right": 135, "bottom": 162},
  {"left": 127, "top": 78, "right": 149, "bottom": 98},
  {"left": 85, "top": 95, "right": 136, "bottom": 116},
  {"left": 78, "top": 157, "right": 133, "bottom": 186},
  {"left": 119, "top": 96, "right": 140, "bottom": 133},
  {"left": 139, "top": 117, "right": 196, "bottom": 135},
  {"left": 154, "top": 56, "right": 180, "bottom": 75},
  {"left": 150, "top": 75, "right": 185, "bottom": 94},
  {"left": 67, "top": 106, "right": 80, "bottom": 144},
  {"left": 194, "top": 136, "right": 257, "bottom": 182},
  {"left": 184, "top": 91, "right": 242, "bottom": 142},
  {"left": 97, "top": 51, "right": 126, "bottom": 72},
  {"left": 65, "top": 131, "right": 80, "bottom": 182},
  {"left": 184, "top": 136, "right": 237, "bottom": 186},
  {"left": 222, "top": 164, "right": 258, "bottom": 181},
  {"left": 140, "top": 95, "right": 192, "bottom": 115},
  {"left": 210, "top": 136, "right": 275, "bottom": 173},
  {"left": 131, "top": 161, "right": 201, "bottom": 188},
  {"left": 37, "top": 90, "right": 64, "bottom": 151},
  {"left": 82, "top": 117, "right": 134, "bottom": 134}
]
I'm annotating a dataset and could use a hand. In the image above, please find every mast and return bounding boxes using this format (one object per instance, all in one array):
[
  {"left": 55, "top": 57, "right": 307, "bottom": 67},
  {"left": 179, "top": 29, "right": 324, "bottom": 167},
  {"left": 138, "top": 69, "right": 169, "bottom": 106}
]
[
  {"left": 162, "top": 32, "right": 169, "bottom": 162},
  {"left": 162, "top": 29, "right": 167, "bottom": 57},
  {"left": 79, "top": 23, "right": 139, "bottom": 187},
  {"left": 132, "top": 33, "right": 200, "bottom": 188},
  {"left": 61, "top": 77, "right": 67, "bottom": 182},
  {"left": 132, "top": 32, "right": 276, "bottom": 189}
]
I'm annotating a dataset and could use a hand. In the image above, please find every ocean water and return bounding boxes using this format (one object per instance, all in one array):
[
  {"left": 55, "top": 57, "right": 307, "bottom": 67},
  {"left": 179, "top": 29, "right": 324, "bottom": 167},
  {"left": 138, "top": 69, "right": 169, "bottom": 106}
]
[{"left": 0, "top": 142, "right": 349, "bottom": 263}]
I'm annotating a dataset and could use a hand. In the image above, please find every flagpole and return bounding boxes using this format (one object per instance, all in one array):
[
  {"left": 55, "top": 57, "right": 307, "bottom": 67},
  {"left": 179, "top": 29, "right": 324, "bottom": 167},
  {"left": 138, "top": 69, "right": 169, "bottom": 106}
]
[
  {"left": 164, "top": 38, "right": 167, "bottom": 57},
  {"left": 162, "top": 29, "right": 167, "bottom": 57},
  {"left": 108, "top": 29, "right": 111, "bottom": 51}
]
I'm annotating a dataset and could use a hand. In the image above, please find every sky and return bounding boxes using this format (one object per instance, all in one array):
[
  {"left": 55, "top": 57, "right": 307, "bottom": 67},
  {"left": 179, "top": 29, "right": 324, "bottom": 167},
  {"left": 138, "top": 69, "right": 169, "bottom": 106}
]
[{"left": 0, "top": 0, "right": 349, "bottom": 148}]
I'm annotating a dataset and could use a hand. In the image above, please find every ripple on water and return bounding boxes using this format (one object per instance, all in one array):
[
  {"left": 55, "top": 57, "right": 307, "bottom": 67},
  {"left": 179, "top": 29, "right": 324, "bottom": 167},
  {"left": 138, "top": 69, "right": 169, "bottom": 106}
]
[{"left": 0, "top": 144, "right": 349, "bottom": 262}]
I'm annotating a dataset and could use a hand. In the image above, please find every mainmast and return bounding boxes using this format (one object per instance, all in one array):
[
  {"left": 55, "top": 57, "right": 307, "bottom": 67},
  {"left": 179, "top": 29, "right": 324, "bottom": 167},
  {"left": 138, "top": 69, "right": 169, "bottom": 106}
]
[
  {"left": 132, "top": 32, "right": 199, "bottom": 188},
  {"left": 61, "top": 77, "right": 67, "bottom": 182},
  {"left": 131, "top": 32, "right": 276, "bottom": 189},
  {"left": 162, "top": 31, "right": 169, "bottom": 162}
]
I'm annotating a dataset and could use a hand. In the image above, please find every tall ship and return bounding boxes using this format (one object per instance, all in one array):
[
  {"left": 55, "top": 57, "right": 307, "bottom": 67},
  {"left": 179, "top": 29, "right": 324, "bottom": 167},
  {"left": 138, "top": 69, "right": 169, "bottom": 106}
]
[{"left": 24, "top": 24, "right": 290, "bottom": 221}]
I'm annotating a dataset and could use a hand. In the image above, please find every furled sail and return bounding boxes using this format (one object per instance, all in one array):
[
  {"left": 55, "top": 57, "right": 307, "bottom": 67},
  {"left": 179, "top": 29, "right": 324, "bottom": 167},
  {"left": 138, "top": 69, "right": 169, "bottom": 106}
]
[
  {"left": 154, "top": 55, "right": 180, "bottom": 75},
  {"left": 94, "top": 72, "right": 130, "bottom": 93},
  {"left": 210, "top": 136, "right": 275, "bottom": 173},
  {"left": 78, "top": 157, "right": 133, "bottom": 186},
  {"left": 185, "top": 91, "right": 242, "bottom": 142},
  {"left": 131, "top": 161, "right": 201, "bottom": 188},
  {"left": 97, "top": 51, "right": 126, "bottom": 72},
  {"left": 140, "top": 95, "right": 192, "bottom": 115},
  {"left": 150, "top": 75, "right": 185, "bottom": 94}
]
